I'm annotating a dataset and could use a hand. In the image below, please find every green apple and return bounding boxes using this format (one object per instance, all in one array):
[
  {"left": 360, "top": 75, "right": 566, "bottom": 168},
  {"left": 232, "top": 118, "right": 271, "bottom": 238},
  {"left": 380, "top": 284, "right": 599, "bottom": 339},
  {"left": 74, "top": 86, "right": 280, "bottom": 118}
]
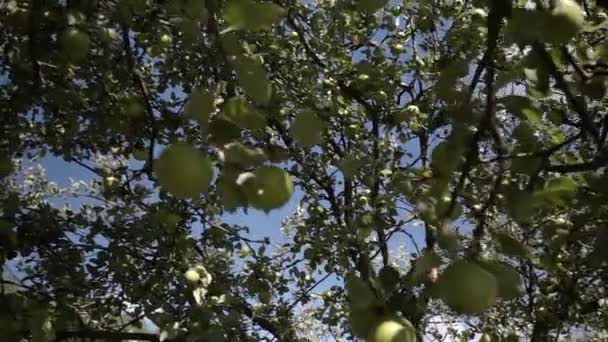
[
  {"left": 553, "top": 216, "right": 567, "bottom": 226},
  {"left": 472, "top": 8, "right": 487, "bottom": 19},
  {"left": 479, "top": 333, "right": 492, "bottom": 342},
  {"left": 392, "top": 43, "right": 406, "bottom": 53},
  {"left": 159, "top": 33, "right": 172, "bottom": 48},
  {"left": 239, "top": 246, "right": 253, "bottom": 258},
  {"left": 357, "top": 73, "right": 370, "bottom": 82},
  {"left": 104, "top": 176, "right": 120, "bottom": 188},
  {"left": 406, "top": 105, "right": 421, "bottom": 116},
  {"left": 372, "top": 318, "right": 416, "bottom": 342},
  {"left": 184, "top": 269, "right": 200, "bottom": 283}
]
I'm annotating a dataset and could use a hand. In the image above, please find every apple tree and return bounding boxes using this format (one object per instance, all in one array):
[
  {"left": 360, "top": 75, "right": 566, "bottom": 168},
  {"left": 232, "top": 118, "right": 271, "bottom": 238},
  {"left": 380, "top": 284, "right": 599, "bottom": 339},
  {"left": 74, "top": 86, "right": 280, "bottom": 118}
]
[{"left": 1, "top": 0, "right": 608, "bottom": 341}]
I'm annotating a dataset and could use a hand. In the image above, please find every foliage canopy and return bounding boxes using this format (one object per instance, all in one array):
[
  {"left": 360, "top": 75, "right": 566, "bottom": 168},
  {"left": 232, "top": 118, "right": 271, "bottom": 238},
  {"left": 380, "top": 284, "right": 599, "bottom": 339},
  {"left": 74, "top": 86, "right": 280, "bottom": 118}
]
[{"left": 1, "top": 0, "right": 608, "bottom": 340}]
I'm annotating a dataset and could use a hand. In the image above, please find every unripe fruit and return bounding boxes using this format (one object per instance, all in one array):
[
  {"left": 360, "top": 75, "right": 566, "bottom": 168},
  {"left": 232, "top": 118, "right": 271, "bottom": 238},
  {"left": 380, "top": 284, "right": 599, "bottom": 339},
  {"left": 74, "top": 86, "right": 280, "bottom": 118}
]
[
  {"left": 239, "top": 246, "right": 253, "bottom": 258},
  {"left": 392, "top": 43, "right": 405, "bottom": 53},
  {"left": 479, "top": 333, "right": 492, "bottom": 342},
  {"left": 184, "top": 269, "right": 200, "bottom": 283},
  {"left": 104, "top": 176, "right": 120, "bottom": 188},
  {"left": 159, "top": 33, "right": 172, "bottom": 48},
  {"left": 553, "top": 217, "right": 567, "bottom": 226},
  {"left": 372, "top": 319, "right": 416, "bottom": 342},
  {"left": 357, "top": 73, "right": 370, "bottom": 82},
  {"left": 406, "top": 105, "right": 421, "bottom": 115}
]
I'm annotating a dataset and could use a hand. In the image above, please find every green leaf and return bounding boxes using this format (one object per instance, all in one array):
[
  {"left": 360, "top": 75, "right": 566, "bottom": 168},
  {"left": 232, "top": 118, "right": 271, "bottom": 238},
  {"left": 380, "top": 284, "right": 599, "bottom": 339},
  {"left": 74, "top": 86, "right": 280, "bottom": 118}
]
[
  {"left": 154, "top": 144, "right": 214, "bottom": 198},
  {"left": 290, "top": 111, "right": 326, "bottom": 147},
  {"left": 499, "top": 96, "right": 541, "bottom": 123},
  {"left": 208, "top": 119, "right": 242, "bottom": 146},
  {"left": 356, "top": 0, "right": 388, "bottom": 14},
  {"left": 505, "top": 190, "right": 539, "bottom": 224},
  {"left": 349, "top": 307, "right": 379, "bottom": 338},
  {"left": 123, "top": 96, "right": 145, "bottom": 118},
  {"left": 436, "top": 260, "right": 498, "bottom": 314},
  {"left": 436, "top": 60, "right": 468, "bottom": 102},
  {"left": 232, "top": 56, "right": 273, "bottom": 105},
  {"left": 345, "top": 273, "right": 376, "bottom": 309},
  {"left": 494, "top": 232, "right": 531, "bottom": 258},
  {"left": 411, "top": 252, "right": 442, "bottom": 285},
  {"left": 437, "top": 225, "right": 460, "bottom": 256},
  {"left": 218, "top": 172, "right": 249, "bottom": 212},
  {"left": 224, "top": 0, "right": 285, "bottom": 31},
  {"left": 479, "top": 261, "right": 523, "bottom": 300},
  {"left": 511, "top": 156, "right": 542, "bottom": 176},
  {"left": 222, "top": 97, "right": 267, "bottom": 130},
  {"left": 537, "top": 177, "right": 578, "bottom": 206},
  {"left": 61, "top": 27, "right": 90, "bottom": 62},
  {"left": 338, "top": 157, "right": 366, "bottom": 178},
  {"left": 540, "top": 0, "right": 585, "bottom": 45},
  {"left": 513, "top": 122, "right": 538, "bottom": 152},
  {"left": 185, "top": 90, "right": 215, "bottom": 125},
  {"left": 222, "top": 142, "right": 267, "bottom": 167},
  {"left": 0, "top": 156, "right": 15, "bottom": 178},
  {"left": 431, "top": 141, "right": 462, "bottom": 176},
  {"left": 378, "top": 266, "right": 401, "bottom": 292}
]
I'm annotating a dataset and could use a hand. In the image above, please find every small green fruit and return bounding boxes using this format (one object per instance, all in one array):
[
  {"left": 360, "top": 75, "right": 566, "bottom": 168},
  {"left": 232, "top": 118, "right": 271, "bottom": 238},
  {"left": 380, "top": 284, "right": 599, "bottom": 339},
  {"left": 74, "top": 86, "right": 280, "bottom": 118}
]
[
  {"left": 553, "top": 216, "right": 567, "bottom": 226},
  {"left": 392, "top": 43, "right": 405, "bottom": 53},
  {"left": 104, "top": 176, "right": 120, "bottom": 188},
  {"left": 372, "top": 319, "right": 416, "bottom": 342},
  {"left": 479, "top": 333, "right": 492, "bottom": 342},
  {"left": 185, "top": 269, "right": 200, "bottom": 283},
  {"left": 356, "top": 195, "right": 369, "bottom": 207},
  {"left": 406, "top": 105, "right": 420, "bottom": 115},
  {"left": 357, "top": 73, "right": 370, "bottom": 82},
  {"left": 239, "top": 246, "right": 253, "bottom": 258},
  {"left": 159, "top": 33, "right": 172, "bottom": 48}
]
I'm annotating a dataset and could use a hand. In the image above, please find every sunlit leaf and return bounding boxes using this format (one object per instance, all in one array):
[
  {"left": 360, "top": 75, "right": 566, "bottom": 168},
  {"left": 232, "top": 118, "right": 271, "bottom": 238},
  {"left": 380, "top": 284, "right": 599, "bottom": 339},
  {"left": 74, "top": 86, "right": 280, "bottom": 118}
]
[
  {"left": 436, "top": 260, "right": 498, "bottom": 314},
  {"left": 154, "top": 144, "right": 214, "bottom": 198},
  {"left": 185, "top": 90, "right": 215, "bottom": 125},
  {"left": 290, "top": 111, "right": 326, "bottom": 147},
  {"left": 224, "top": 0, "right": 285, "bottom": 31}
]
